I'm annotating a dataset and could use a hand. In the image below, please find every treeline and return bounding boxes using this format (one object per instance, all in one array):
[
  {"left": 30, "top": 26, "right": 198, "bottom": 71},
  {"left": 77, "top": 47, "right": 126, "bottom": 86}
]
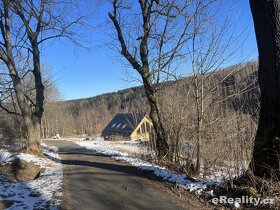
[{"left": 41, "top": 61, "right": 258, "bottom": 139}]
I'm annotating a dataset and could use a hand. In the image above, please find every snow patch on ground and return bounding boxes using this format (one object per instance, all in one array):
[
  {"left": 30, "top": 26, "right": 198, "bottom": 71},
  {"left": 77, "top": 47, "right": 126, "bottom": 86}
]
[
  {"left": 0, "top": 151, "right": 15, "bottom": 164},
  {"left": 104, "top": 141, "right": 151, "bottom": 156},
  {"left": 77, "top": 140, "right": 217, "bottom": 195},
  {"left": 0, "top": 143, "right": 63, "bottom": 210}
]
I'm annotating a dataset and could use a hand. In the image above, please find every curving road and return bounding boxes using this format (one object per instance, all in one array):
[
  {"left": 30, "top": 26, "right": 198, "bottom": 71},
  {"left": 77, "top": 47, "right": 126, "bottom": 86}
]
[{"left": 45, "top": 140, "right": 212, "bottom": 210}]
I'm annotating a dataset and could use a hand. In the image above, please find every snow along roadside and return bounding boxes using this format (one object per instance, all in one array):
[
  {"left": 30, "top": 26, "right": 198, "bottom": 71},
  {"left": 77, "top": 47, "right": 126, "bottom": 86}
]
[
  {"left": 0, "top": 143, "right": 63, "bottom": 210},
  {"left": 77, "top": 140, "right": 217, "bottom": 195}
]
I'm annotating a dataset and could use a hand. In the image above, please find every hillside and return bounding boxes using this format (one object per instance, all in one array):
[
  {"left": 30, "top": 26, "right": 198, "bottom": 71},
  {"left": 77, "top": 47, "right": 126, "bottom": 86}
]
[{"left": 41, "top": 61, "right": 259, "bottom": 138}]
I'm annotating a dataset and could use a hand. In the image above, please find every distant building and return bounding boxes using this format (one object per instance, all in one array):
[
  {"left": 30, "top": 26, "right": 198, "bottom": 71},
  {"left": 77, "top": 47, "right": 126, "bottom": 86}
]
[{"left": 101, "top": 113, "right": 153, "bottom": 141}]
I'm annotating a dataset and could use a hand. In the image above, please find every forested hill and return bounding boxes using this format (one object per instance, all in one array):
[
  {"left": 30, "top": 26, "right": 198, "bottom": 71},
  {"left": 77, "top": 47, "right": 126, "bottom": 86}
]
[
  {"left": 41, "top": 61, "right": 259, "bottom": 138},
  {"left": 66, "top": 85, "right": 147, "bottom": 112}
]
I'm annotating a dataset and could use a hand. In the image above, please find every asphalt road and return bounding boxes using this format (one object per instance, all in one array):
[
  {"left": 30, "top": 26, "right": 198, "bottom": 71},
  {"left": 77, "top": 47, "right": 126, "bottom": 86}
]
[{"left": 45, "top": 140, "right": 211, "bottom": 210}]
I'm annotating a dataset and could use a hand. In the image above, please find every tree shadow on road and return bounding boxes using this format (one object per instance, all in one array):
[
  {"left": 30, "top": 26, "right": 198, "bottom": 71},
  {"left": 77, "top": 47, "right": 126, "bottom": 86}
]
[
  {"left": 45, "top": 151, "right": 158, "bottom": 182},
  {"left": 43, "top": 142, "right": 158, "bottom": 182}
]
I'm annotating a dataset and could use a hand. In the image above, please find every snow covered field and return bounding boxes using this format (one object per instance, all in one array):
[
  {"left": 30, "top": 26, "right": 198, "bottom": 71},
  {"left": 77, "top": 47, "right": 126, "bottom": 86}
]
[
  {"left": 77, "top": 139, "right": 217, "bottom": 195},
  {"left": 0, "top": 143, "right": 63, "bottom": 210}
]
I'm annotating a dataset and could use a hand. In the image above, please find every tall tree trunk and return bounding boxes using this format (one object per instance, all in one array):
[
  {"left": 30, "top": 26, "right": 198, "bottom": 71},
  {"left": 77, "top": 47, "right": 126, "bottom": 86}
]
[
  {"left": 24, "top": 39, "right": 44, "bottom": 152},
  {"left": 24, "top": 115, "right": 41, "bottom": 152},
  {"left": 31, "top": 40, "right": 44, "bottom": 126},
  {"left": 142, "top": 76, "right": 169, "bottom": 160},
  {"left": 8, "top": 59, "right": 41, "bottom": 151},
  {"left": 249, "top": 0, "right": 280, "bottom": 179},
  {"left": 193, "top": 73, "right": 204, "bottom": 172}
]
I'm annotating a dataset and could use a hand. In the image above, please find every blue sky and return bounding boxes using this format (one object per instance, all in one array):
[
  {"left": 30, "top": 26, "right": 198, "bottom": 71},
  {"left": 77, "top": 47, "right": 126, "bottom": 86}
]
[{"left": 41, "top": 0, "right": 257, "bottom": 101}]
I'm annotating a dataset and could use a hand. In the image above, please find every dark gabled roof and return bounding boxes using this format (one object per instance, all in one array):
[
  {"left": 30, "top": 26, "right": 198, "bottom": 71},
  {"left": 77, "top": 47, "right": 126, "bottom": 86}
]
[{"left": 101, "top": 113, "right": 146, "bottom": 137}]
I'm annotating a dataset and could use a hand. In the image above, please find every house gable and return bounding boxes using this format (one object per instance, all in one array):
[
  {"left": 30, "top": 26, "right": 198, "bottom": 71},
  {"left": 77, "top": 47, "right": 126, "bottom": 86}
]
[{"left": 130, "top": 115, "right": 153, "bottom": 141}]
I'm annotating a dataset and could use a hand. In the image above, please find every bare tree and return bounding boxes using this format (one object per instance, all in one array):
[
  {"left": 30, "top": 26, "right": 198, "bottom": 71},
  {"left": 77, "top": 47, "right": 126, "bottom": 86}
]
[
  {"left": 0, "top": 0, "right": 84, "bottom": 152},
  {"left": 249, "top": 0, "right": 280, "bottom": 179},
  {"left": 188, "top": 4, "right": 246, "bottom": 171},
  {"left": 108, "top": 0, "right": 215, "bottom": 160}
]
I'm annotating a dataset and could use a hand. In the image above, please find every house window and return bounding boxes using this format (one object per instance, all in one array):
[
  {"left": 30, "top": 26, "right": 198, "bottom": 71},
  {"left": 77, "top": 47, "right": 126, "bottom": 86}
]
[
  {"left": 145, "top": 123, "right": 149, "bottom": 133},
  {"left": 146, "top": 124, "right": 151, "bottom": 133},
  {"left": 122, "top": 124, "right": 127, "bottom": 129},
  {"left": 141, "top": 123, "right": 146, "bottom": 133},
  {"left": 111, "top": 123, "right": 116, "bottom": 128},
  {"left": 116, "top": 124, "right": 121, "bottom": 128}
]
